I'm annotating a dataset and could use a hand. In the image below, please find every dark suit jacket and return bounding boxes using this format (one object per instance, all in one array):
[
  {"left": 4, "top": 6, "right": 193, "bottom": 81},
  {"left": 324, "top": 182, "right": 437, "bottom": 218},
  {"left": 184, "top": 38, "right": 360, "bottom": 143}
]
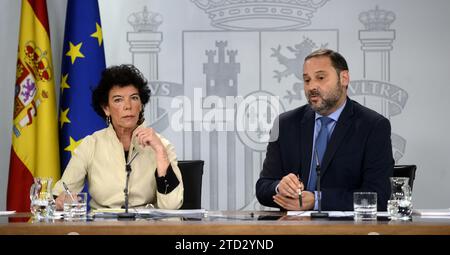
[{"left": 256, "top": 98, "right": 393, "bottom": 211}]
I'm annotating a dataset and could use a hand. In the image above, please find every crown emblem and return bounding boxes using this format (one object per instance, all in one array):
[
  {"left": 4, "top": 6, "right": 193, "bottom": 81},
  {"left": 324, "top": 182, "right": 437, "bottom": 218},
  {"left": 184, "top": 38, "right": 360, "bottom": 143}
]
[
  {"left": 23, "top": 41, "right": 52, "bottom": 81},
  {"left": 191, "top": 0, "right": 329, "bottom": 30},
  {"left": 128, "top": 6, "right": 163, "bottom": 32},
  {"left": 359, "top": 6, "right": 395, "bottom": 31}
]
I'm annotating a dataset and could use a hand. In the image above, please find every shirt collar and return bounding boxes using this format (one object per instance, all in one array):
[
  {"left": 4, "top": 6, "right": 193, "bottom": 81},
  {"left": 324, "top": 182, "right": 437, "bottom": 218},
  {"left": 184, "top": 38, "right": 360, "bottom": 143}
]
[{"left": 315, "top": 99, "right": 347, "bottom": 122}]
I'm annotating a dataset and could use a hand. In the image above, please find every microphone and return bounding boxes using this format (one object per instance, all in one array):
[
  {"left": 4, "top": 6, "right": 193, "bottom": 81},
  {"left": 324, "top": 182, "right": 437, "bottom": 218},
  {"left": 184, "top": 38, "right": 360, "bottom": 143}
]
[
  {"left": 311, "top": 149, "right": 329, "bottom": 219},
  {"left": 118, "top": 150, "right": 139, "bottom": 220}
]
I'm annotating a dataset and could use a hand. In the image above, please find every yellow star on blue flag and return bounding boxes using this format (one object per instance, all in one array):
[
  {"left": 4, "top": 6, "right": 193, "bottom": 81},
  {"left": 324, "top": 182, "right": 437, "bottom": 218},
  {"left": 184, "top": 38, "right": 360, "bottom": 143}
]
[
  {"left": 66, "top": 41, "right": 85, "bottom": 64},
  {"left": 59, "top": 0, "right": 106, "bottom": 171}
]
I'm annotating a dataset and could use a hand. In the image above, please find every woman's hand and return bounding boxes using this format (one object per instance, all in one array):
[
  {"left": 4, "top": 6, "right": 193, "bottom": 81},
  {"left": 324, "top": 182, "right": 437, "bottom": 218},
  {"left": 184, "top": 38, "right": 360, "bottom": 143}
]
[
  {"left": 134, "top": 127, "right": 170, "bottom": 176},
  {"left": 134, "top": 127, "right": 164, "bottom": 150},
  {"left": 55, "top": 192, "right": 70, "bottom": 211}
]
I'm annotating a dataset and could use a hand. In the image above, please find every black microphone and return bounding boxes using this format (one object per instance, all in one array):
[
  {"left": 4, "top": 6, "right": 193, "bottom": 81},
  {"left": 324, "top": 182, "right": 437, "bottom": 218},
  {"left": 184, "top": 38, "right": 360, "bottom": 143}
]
[
  {"left": 311, "top": 149, "right": 329, "bottom": 219},
  {"left": 118, "top": 150, "right": 139, "bottom": 220}
]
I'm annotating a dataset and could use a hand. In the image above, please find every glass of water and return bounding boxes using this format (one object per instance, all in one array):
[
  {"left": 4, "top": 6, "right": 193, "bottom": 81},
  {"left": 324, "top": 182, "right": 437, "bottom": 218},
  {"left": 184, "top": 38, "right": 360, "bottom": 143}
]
[
  {"left": 63, "top": 192, "right": 87, "bottom": 220},
  {"left": 353, "top": 192, "right": 377, "bottom": 221}
]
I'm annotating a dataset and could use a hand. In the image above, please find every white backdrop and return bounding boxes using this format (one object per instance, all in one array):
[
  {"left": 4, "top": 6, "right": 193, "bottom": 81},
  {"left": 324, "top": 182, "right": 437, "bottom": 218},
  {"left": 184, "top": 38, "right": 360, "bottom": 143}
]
[{"left": 1, "top": 0, "right": 450, "bottom": 211}]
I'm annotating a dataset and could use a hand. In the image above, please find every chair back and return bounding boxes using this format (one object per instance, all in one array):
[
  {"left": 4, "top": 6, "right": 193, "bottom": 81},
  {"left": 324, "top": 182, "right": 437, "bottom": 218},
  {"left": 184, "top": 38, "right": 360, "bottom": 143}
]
[
  {"left": 178, "top": 160, "right": 204, "bottom": 209},
  {"left": 393, "top": 165, "right": 417, "bottom": 190}
]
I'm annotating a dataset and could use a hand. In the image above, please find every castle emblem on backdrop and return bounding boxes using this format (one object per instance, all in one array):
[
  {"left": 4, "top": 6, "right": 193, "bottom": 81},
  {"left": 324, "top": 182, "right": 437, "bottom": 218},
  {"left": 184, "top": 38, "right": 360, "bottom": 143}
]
[
  {"left": 127, "top": 6, "right": 184, "bottom": 132},
  {"left": 188, "top": 0, "right": 332, "bottom": 211},
  {"left": 352, "top": 6, "right": 408, "bottom": 162},
  {"left": 13, "top": 41, "right": 52, "bottom": 137},
  {"left": 204, "top": 41, "right": 240, "bottom": 96}
]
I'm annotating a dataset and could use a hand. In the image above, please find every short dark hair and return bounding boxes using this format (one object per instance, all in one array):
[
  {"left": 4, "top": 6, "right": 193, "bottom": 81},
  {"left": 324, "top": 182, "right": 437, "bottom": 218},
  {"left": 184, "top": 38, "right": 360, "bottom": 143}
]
[
  {"left": 92, "top": 64, "right": 151, "bottom": 119},
  {"left": 304, "top": 49, "right": 349, "bottom": 75}
]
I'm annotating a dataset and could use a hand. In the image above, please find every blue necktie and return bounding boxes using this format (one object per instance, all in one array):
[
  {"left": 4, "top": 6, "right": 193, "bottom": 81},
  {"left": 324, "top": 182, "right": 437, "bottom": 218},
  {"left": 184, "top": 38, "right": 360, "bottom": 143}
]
[{"left": 308, "top": 117, "right": 333, "bottom": 191}]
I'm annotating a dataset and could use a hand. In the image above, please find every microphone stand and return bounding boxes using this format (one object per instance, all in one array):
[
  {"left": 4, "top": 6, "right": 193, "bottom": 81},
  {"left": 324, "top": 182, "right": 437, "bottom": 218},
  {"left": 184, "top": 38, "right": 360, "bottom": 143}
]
[
  {"left": 118, "top": 151, "right": 139, "bottom": 220},
  {"left": 311, "top": 150, "right": 329, "bottom": 219}
]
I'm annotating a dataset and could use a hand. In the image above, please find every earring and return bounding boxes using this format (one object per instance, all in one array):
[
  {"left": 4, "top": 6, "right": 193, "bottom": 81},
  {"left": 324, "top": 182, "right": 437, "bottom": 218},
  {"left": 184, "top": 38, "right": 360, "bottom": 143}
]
[
  {"left": 106, "top": 115, "right": 111, "bottom": 126},
  {"left": 137, "top": 111, "right": 145, "bottom": 125}
]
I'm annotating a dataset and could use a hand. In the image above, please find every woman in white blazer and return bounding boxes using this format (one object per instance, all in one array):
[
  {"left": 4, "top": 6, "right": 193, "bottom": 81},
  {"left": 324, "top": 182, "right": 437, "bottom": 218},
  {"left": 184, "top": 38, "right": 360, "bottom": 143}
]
[{"left": 53, "top": 64, "right": 183, "bottom": 210}]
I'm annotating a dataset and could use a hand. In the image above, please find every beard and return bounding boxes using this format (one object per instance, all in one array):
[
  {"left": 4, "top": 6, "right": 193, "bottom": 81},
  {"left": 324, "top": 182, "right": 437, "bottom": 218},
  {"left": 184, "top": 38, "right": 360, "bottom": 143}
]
[{"left": 306, "top": 80, "right": 345, "bottom": 115}]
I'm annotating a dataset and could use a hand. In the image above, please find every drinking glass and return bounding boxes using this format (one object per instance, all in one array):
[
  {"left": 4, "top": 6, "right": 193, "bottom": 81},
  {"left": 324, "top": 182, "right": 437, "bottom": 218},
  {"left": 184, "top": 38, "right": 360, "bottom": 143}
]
[
  {"left": 353, "top": 192, "right": 377, "bottom": 221},
  {"left": 30, "top": 177, "right": 55, "bottom": 220},
  {"left": 387, "top": 177, "right": 412, "bottom": 220},
  {"left": 63, "top": 192, "right": 87, "bottom": 220}
]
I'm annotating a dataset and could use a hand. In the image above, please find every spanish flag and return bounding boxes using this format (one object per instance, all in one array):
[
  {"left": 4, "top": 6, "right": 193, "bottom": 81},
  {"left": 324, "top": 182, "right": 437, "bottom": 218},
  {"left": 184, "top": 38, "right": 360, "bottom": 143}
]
[{"left": 7, "top": 0, "right": 60, "bottom": 212}]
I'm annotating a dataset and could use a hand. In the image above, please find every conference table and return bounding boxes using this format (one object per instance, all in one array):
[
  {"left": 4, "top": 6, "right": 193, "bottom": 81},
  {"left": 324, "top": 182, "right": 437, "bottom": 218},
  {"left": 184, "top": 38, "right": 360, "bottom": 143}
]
[{"left": 1, "top": 211, "right": 450, "bottom": 235}]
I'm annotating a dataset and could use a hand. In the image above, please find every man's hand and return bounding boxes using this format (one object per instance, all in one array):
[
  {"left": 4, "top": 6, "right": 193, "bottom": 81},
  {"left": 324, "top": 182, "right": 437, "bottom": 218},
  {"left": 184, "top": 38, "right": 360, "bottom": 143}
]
[
  {"left": 277, "top": 173, "right": 304, "bottom": 198},
  {"left": 273, "top": 191, "right": 315, "bottom": 211}
]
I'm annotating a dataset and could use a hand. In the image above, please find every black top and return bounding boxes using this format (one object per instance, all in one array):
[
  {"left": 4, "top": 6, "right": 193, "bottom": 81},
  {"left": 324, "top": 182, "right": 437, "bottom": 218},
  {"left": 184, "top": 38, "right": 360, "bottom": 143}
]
[{"left": 124, "top": 150, "right": 179, "bottom": 194}]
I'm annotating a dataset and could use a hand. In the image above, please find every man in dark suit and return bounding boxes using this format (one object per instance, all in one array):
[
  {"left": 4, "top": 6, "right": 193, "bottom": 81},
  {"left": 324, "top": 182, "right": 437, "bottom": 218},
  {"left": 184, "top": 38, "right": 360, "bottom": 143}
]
[{"left": 256, "top": 49, "right": 393, "bottom": 211}]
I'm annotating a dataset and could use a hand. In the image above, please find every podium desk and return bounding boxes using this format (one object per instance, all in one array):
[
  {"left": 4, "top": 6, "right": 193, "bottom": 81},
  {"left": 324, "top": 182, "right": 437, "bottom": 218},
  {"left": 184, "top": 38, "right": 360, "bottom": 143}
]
[{"left": 1, "top": 211, "right": 450, "bottom": 235}]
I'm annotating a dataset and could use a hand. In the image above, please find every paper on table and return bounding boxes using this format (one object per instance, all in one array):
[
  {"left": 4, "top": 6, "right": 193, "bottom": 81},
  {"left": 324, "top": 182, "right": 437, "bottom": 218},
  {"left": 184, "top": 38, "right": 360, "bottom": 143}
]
[
  {"left": 0, "top": 211, "right": 15, "bottom": 215},
  {"left": 287, "top": 211, "right": 390, "bottom": 217},
  {"left": 93, "top": 208, "right": 207, "bottom": 218},
  {"left": 412, "top": 208, "right": 450, "bottom": 217},
  {"left": 137, "top": 208, "right": 207, "bottom": 217},
  {"left": 93, "top": 208, "right": 126, "bottom": 213}
]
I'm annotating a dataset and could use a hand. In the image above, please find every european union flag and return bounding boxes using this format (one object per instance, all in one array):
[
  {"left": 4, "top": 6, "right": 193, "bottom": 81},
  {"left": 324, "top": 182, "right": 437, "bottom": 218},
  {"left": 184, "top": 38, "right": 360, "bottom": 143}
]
[{"left": 59, "top": 0, "right": 106, "bottom": 170}]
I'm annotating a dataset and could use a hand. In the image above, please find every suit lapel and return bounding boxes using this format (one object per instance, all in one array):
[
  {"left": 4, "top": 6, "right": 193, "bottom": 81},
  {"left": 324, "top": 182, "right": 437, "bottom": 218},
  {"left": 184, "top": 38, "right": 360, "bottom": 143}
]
[
  {"left": 321, "top": 99, "right": 354, "bottom": 176},
  {"left": 300, "top": 107, "right": 315, "bottom": 183}
]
